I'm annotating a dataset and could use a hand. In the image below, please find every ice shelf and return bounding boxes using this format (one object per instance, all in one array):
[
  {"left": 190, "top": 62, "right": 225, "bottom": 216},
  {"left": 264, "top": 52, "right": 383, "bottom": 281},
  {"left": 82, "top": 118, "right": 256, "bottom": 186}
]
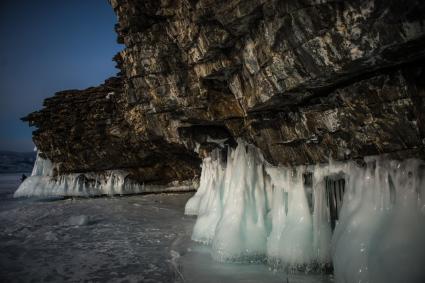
[{"left": 185, "top": 140, "right": 425, "bottom": 283}]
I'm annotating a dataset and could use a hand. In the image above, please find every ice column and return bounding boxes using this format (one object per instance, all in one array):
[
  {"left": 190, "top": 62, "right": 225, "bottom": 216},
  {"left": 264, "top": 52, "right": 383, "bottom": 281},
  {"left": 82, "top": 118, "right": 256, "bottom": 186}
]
[
  {"left": 185, "top": 150, "right": 226, "bottom": 243},
  {"left": 266, "top": 166, "right": 314, "bottom": 266},
  {"left": 185, "top": 140, "right": 425, "bottom": 283},
  {"left": 332, "top": 157, "right": 425, "bottom": 283},
  {"left": 211, "top": 141, "right": 269, "bottom": 261}
]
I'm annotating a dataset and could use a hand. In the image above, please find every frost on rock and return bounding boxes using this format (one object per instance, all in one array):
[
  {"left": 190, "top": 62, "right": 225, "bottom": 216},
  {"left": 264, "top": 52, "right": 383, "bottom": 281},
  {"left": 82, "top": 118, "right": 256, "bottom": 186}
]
[
  {"left": 185, "top": 140, "right": 425, "bottom": 283},
  {"left": 14, "top": 152, "right": 195, "bottom": 197}
]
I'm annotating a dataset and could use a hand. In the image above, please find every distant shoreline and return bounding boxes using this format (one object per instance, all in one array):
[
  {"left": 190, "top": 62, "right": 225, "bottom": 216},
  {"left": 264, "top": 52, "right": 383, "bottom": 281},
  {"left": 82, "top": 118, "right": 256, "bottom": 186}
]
[{"left": 0, "top": 151, "right": 36, "bottom": 174}]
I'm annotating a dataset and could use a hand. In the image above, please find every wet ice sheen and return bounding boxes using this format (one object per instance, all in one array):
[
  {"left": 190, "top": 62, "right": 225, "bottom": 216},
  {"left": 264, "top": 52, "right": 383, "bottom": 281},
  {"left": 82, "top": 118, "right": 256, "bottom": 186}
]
[{"left": 185, "top": 140, "right": 425, "bottom": 283}]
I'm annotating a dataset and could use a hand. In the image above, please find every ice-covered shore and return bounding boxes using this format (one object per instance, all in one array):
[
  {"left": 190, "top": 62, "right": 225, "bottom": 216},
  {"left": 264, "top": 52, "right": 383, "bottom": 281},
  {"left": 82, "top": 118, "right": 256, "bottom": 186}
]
[
  {"left": 8, "top": 139, "right": 425, "bottom": 283},
  {"left": 14, "top": 153, "right": 195, "bottom": 197},
  {"left": 1, "top": 175, "right": 331, "bottom": 282}
]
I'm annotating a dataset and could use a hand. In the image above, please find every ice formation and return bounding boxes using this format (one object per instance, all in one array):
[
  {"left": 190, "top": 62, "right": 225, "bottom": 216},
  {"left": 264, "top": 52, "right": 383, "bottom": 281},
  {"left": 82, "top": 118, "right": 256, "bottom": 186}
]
[
  {"left": 66, "top": 215, "right": 90, "bottom": 226},
  {"left": 185, "top": 140, "right": 425, "bottom": 283},
  {"left": 14, "top": 153, "right": 195, "bottom": 197}
]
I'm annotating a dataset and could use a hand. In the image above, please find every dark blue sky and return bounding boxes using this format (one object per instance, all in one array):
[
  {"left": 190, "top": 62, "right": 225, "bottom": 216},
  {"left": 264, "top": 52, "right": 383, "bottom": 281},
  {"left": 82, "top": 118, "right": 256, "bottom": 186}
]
[{"left": 0, "top": 0, "right": 122, "bottom": 152}]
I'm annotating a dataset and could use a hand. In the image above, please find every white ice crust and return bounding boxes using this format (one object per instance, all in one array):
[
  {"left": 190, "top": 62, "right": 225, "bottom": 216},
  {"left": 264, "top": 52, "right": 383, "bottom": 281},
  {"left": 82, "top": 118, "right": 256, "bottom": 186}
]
[{"left": 185, "top": 140, "right": 425, "bottom": 283}]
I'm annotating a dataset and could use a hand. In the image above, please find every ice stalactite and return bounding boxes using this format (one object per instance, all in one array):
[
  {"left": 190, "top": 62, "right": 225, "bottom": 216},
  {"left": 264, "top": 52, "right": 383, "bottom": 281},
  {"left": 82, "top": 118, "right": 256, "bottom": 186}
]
[
  {"left": 185, "top": 140, "right": 326, "bottom": 264},
  {"left": 211, "top": 142, "right": 269, "bottom": 262},
  {"left": 266, "top": 166, "right": 315, "bottom": 267},
  {"left": 185, "top": 140, "right": 425, "bottom": 283},
  {"left": 331, "top": 157, "right": 425, "bottom": 283},
  {"left": 185, "top": 151, "right": 226, "bottom": 244},
  {"left": 14, "top": 153, "right": 196, "bottom": 197},
  {"left": 30, "top": 151, "right": 54, "bottom": 176},
  {"left": 184, "top": 152, "right": 224, "bottom": 216}
]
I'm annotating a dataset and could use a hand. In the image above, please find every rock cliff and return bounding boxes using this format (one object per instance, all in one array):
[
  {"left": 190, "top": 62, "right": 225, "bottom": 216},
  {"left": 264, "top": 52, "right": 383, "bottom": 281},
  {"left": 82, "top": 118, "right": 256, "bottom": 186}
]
[{"left": 22, "top": 0, "right": 425, "bottom": 186}]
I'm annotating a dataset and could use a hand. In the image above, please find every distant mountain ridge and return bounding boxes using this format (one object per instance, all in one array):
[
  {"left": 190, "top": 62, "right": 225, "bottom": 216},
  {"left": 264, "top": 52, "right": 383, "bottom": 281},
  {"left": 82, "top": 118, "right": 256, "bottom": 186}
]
[{"left": 0, "top": 151, "right": 36, "bottom": 173}]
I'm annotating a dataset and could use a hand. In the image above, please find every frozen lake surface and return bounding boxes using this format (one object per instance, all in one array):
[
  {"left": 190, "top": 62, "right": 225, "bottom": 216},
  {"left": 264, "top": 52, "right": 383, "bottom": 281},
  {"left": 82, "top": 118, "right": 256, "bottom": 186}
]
[{"left": 0, "top": 173, "right": 332, "bottom": 282}]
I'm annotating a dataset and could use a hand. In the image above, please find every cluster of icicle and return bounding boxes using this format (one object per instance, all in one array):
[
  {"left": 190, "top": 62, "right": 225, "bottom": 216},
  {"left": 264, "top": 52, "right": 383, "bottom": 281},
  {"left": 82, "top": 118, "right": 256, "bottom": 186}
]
[
  {"left": 14, "top": 152, "right": 194, "bottom": 197},
  {"left": 185, "top": 140, "right": 425, "bottom": 283}
]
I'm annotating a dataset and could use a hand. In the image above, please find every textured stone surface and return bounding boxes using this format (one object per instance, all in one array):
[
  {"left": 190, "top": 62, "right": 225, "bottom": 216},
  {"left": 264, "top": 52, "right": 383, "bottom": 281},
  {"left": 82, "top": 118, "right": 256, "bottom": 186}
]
[
  {"left": 22, "top": 0, "right": 425, "bottom": 185},
  {"left": 23, "top": 78, "right": 200, "bottom": 184}
]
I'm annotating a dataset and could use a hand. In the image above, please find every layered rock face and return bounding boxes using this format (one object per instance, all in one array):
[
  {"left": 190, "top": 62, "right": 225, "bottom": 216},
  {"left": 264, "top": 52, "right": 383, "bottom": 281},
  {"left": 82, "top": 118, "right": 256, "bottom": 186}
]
[
  {"left": 23, "top": 0, "right": 425, "bottom": 186},
  {"left": 23, "top": 77, "right": 200, "bottom": 186}
]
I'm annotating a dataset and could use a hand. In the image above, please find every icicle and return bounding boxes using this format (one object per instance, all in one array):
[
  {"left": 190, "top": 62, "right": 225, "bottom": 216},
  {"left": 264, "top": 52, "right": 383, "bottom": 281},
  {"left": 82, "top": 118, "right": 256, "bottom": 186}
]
[
  {"left": 189, "top": 150, "right": 225, "bottom": 244},
  {"left": 266, "top": 166, "right": 314, "bottom": 267},
  {"left": 31, "top": 152, "right": 54, "bottom": 177},
  {"left": 14, "top": 152, "right": 195, "bottom": 197},
  {"left": 211, "top": 141, "right": 269, "bottom": 262}
]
